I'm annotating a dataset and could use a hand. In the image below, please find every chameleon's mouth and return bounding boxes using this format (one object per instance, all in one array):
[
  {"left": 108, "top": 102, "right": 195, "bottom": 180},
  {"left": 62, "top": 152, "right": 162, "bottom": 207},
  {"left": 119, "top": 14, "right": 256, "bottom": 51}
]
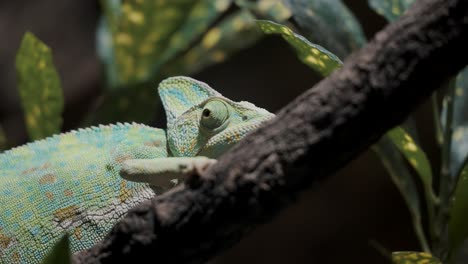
[{"left": 197, "top": 112, "right": 275, "bottom": 158}]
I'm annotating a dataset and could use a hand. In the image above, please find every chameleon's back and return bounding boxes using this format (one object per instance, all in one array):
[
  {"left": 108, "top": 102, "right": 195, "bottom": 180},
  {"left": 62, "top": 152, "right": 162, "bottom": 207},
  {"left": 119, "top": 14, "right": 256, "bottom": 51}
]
[{"left": 0, "top": 123, "right": 167, "bottom": 263}]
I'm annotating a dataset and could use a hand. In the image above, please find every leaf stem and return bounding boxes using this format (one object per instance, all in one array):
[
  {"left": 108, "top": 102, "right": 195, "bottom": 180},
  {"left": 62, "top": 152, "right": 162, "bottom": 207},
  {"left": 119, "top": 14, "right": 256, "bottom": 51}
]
[
  {"left": 434, "top": 78, "right": 456, "bottom": 260},
  {"left": 432, "top": 93, "right": 444, "bottom": 146}
]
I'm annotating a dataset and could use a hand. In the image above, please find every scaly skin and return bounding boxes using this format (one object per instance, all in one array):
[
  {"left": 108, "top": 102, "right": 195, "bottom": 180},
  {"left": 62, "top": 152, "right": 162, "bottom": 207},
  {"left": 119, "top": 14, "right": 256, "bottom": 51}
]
[{"left": 0, "top": 77, "right": 274, "bottom": 263}]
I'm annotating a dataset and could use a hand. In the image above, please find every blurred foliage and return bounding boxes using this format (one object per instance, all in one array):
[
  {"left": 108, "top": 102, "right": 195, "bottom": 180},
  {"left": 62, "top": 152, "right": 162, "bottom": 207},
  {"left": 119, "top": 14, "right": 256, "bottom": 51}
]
[
  {"left": 90, "top": 0, "right": 269, "bottom": 124},
  {"left": 15, "top": 32, "right": 64, "bottom": 141}
]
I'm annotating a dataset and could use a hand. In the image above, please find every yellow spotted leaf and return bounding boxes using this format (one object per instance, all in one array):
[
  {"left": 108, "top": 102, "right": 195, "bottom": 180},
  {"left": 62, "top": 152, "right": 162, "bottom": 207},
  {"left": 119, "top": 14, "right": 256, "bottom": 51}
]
[
  {"left": 100, "top": 0, "right": 198, "bottom": 87},
  {"left": 15, "top": 32, "right": 64, "bottom": 141},
  {"left": 449, "top": 160, "right": 468, "bottom": 254},
  {"left": 93, "top": 7, "right": 264, "bottom": 124},
  {"left": 257, "top": 20, "right": 342, "bottom": 77},
  {"left": 387, "top": 127, "right": 433, "bottom": 191},
  {"left": 151, "top": 0, "right": 233, "bottom": 73},
  {"left": 391, "top": 252, "right": 441, "bottom": 264},
  {"left": 41, "top": 234, "right": 71, "bottom": 264},
  {"left": 161, "top": 10, "right": 262, "bottom": 76},
  {"left": 368, "top": 0, "right": 415, "bottom": 22}
]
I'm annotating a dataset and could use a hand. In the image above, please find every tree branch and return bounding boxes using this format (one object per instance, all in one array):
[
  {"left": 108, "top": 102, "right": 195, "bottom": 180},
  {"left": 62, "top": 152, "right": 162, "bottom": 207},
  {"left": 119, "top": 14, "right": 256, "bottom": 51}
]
[{"left": 74, "top": 0, "right": 468, "bottom": 263}]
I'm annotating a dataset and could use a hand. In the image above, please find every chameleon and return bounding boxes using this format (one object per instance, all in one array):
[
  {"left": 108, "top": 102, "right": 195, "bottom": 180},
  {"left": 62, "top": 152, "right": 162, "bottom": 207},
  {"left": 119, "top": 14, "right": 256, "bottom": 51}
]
[{"left": 0, "top": 76, "right": 274, "bottom": 263}]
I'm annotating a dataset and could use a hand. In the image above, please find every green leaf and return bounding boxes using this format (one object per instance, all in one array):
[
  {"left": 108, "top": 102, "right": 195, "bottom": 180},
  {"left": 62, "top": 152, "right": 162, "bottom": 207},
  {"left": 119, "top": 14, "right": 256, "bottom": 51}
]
[
  {"left": 391, "top": 252, "right": 441, "bottom": 264},
  {"left": 92, "top": 9, "right": 263, "bottom": 124},
  {"left": 449, "top": 159, "right": 468, "bottom": 254},
  {"left": 284, "top": 0, "right": 366, "bottom": 58},
  {"left": 100, "top": 0, "right": 199, "bottom": 87},
  {"left": 442, "top": 67, "right": 468, "bottom": 177},
  {"left": 151, "top": 0, "right": 233, "bottom": 73},
  {"left": 41, "top": 234, "right": 71, "bottom": 264},
  {"left": 257, "top": 20, "right": 342, "bottom": 77},
  {"left": 368, "top": 0, "right": 415, "bottom": 22},
  {"left": 387, "top": 127, "right": 433, "bottom": 192},
  {"left": 161, "top": 10, "right": 263, "bottom": 76},
  {"left": 373, "top": 137, "right": 428, "bottom": 251},
  {"left": 15, "top": 32, "right": 64, "bottom": 141}
]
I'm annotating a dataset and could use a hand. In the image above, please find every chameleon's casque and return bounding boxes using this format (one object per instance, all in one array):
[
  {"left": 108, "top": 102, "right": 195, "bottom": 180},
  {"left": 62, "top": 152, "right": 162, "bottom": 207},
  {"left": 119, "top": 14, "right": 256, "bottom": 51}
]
[{"left": 0, "top": 77, "right": 274, "bottom": 263}]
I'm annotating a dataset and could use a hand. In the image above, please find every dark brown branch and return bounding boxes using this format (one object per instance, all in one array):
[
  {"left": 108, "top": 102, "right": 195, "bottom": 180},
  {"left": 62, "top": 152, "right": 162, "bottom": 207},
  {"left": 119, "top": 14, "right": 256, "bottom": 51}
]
[{"left": 74, "top": 0, "right": 468, "bottom": 263}]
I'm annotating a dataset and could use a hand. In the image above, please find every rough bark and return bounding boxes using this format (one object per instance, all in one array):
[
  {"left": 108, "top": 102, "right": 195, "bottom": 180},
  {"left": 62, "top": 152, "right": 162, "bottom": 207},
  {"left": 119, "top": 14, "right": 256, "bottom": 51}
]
[{"left": 74, "top": 0, "right": 468, "bottom": 263}]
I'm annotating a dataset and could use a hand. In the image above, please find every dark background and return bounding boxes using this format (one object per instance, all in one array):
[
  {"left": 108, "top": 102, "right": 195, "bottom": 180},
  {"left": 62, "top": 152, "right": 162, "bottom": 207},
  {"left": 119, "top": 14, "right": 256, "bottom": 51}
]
[{"left": 0, "top": 1, "right": 439, "bottom": 263}]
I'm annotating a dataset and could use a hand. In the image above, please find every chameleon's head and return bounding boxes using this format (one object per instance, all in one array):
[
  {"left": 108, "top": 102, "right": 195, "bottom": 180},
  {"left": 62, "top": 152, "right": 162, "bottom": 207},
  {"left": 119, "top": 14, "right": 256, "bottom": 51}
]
[{"left": 158, "top": 76, "right": 274, "bottom": 158}]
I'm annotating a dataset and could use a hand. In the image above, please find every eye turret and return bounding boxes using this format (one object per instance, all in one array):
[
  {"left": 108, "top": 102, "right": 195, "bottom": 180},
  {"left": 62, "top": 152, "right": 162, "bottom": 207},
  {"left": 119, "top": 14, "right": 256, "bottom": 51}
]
[{"left": 200, "top": 100, "right": 229, "bottom": 130}]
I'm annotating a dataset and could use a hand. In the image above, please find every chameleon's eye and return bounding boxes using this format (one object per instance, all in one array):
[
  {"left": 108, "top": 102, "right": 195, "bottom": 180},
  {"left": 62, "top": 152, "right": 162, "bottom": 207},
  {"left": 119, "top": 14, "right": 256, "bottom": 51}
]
[{"left": 200, "top": 100, "right": 229, "bottom": 130}]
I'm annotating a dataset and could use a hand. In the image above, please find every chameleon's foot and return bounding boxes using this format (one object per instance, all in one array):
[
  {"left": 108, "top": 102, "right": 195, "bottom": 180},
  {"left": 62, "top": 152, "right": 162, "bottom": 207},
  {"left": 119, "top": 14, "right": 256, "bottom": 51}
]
[{"left": 119, "top": 157, "right": 217, "bottom": 189}]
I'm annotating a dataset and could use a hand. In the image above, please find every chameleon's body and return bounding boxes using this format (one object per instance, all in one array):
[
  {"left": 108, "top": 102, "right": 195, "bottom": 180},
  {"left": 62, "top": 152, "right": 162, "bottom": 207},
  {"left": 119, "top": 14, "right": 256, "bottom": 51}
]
[{"left": 0, "top": 77, "right": 274, "bottom": 263}]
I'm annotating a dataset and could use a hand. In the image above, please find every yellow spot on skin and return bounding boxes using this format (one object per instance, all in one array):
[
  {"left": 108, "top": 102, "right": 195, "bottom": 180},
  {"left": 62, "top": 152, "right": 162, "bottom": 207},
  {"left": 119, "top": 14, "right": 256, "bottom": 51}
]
[
  {"left": 22, "top": 166, "right": 39, "bottom": 175},
  {"left": 12, "top": 251, "right": 20, "bottom": 262},
  {"left": 54, "top": 205, "right": 80, "bottom": 222},
  {"left": 115, "top": 154, "right": 132, "bottom": 164},
  {"left": 404, "top": 141, "right": 418, "bottom": 152},
  {"left": 128, "top": 11, "right": 144, "bottom": 25},
  {"left": 202, "top": 28, "right": 221, "bottom": 49},
  {"left": 74, "top": 227, "right": 82, "bottom": 240},
  {"left": 456, "top": 87, "right": 464, "bottom": 96},
  {"left": 115, "top": 33, "right": 133, "bottom": 46},
  {"left": 64, "top": 189, "right": 73, "bottom": 197},
  {"left": 0, "top": 230, "right": 12, "bottom": 249},
  {"left": 119, "top": 181, "right": 132, "bottom": 203},
  {"left": 39, "top": 173, "right": 57, "bottom": 185},
  {"left": 391, "top": 5, "right": 400, "bottom": 15},
  {"left": 45, "top": 192, "right": 54, "bottom": 200},
  {"left": 144, "top": 140, "right": 163, "bottom": 147},
  {"left": 410, "top": 158, "right": 418, "bottom": 167}
]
